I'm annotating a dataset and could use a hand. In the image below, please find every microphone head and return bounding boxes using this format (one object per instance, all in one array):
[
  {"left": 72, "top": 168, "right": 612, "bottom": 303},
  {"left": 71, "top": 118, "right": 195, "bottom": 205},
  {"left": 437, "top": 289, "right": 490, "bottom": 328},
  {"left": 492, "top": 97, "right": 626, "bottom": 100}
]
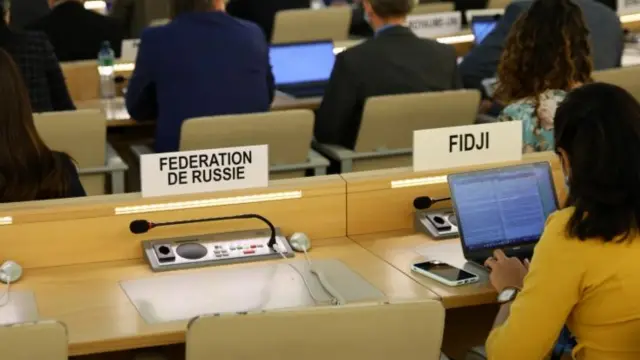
[
  {"left": 130, "top": 220, "right": 152, "bottom": 234},
  {"left": 413, "top": 197, "right": 434, "bottom": 210}
]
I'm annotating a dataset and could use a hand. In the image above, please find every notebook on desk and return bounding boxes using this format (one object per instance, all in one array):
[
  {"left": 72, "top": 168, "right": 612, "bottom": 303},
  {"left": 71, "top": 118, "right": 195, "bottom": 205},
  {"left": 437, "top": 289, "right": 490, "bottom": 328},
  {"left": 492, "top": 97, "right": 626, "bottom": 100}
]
[
  {"left": 471, "top": 15, "right": 500, "bottom": 45},
  {"left": 448, "top": 162, "right": 559, "bottom": 267},
  {"left": 269, "top": 40, "right": 336, "bottom": 99}
]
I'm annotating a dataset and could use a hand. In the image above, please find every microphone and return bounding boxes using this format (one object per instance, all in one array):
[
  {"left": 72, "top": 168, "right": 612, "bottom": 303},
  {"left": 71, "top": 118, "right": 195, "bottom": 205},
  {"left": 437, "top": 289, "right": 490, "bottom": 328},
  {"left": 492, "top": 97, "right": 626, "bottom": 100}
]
[
  {"left": 413, "top": 196, "right": 451, "bottom": 210},
  {"left": 129, "top": 214, "right": 278, "bottom": 249}
]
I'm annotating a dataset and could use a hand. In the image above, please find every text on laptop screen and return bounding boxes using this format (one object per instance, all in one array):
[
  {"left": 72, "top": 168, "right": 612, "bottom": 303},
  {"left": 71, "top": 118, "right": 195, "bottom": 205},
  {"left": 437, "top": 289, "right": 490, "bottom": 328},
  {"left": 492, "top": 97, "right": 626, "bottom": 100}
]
[
  {"left": 269, "top": 42, "right": 336, "bottom": 86},
  {"left": 472, "top": 21, "right": 498, "bottom": 45},
  {"left": 449, "top": 163, "right": 558, "bottom": 251}
]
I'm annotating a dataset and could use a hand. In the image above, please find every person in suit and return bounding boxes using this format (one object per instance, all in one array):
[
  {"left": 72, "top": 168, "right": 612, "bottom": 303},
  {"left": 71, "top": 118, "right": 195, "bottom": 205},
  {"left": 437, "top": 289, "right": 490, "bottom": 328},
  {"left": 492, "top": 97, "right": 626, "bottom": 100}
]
[
  {"left": 110, "top": 0, "right": 172, "bottom": 39},
  {"left": 126, "top": 0, "right": 275, "bottom": 153},
  {"left": 459, "top": 0, "right": 623, "bottom": 94},
  {"left": 8, "top": 0, "right": 49, "bottom": 30},
  {"left": 27, "top": 0, "right": 124, "bottom": 62},
  {"left": 0, "top": 0, "right": 75, "bottom": 112},
  {"left": 226, "top": 0, "right": 310, "bottom": 41},
  {"left": 314, "top": 0, "right": 461, "bottom": 150},
  {"left": 0, "top": 48, "right": 85, "bottom": 203}
]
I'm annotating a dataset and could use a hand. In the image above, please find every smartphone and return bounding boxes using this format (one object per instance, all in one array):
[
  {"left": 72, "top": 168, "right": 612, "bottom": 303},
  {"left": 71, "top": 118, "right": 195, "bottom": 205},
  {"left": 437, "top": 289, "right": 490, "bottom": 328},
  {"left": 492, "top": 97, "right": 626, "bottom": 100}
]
[
  {"left": 411, "top": 260, "right": 479, "bottom": 287},
  {"left": 481, "top": 77, "right": 498, "bottom": 98}
]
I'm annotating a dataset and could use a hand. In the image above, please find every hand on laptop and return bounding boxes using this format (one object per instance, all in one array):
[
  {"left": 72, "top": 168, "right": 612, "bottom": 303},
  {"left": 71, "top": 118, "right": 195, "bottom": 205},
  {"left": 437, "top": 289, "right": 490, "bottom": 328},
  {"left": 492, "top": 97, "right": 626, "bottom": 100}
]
[{"left": 484, "top": 250, "right": 530, "bottom": 292}]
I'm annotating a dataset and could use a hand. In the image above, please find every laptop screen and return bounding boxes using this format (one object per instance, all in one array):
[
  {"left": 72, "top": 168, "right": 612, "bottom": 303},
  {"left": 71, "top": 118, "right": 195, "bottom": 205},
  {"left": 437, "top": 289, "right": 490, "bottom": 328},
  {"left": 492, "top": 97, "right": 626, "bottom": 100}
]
[
  {"left": 448, "top": 163, "right": 558, "bottom": 251},
  {"left": 471, "top": 16, "right": 499, "bottom": 45},
  {"left": 269, "top": 42, "right": 336, "bottom": 86}
]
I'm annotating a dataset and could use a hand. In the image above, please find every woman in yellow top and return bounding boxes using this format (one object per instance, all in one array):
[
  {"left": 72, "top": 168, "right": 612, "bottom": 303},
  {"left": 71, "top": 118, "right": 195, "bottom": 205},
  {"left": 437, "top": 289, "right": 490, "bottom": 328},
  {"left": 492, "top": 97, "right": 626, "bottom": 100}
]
[{"left": 484, "top": 82, "right": 640, "bottom": 359}]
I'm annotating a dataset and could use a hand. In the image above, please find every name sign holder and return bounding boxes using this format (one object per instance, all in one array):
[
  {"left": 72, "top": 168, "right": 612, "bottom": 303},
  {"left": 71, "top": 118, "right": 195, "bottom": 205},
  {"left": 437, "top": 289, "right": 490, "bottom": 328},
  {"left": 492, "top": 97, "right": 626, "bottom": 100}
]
[
  {"left": 407, "top": 11, "right": 462, "bottom": 39},
  {"left": 120, "top": 39, "right": 140, "bottom": 63},
  {"left": 413, "top": 121, "right": 522, "bottom": 172},
  {"left": 618, "top": 0, "right": 640, "bottom": 14},
  {"left": 140, "top": 145, "right": 269, "bottom": 198}
]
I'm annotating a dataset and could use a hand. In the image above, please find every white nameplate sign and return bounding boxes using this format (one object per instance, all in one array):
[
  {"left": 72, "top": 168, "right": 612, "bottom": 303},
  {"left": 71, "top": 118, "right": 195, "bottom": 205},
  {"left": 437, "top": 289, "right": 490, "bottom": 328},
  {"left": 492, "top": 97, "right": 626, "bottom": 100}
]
[
  {"left": 618, "top": 0, "right": 640, "bottom": 14},
  {"left": 120, "top": 39, "right": 140, "bottom": 62},
  {"left": 140, "top": 145, "right": 269, "bottom": 198},
  {"left": 413, "top": 121, "right": 522, "bottom": 172},
  {"left": 407, "top": 12, "right": 462, "bottom": 39}
]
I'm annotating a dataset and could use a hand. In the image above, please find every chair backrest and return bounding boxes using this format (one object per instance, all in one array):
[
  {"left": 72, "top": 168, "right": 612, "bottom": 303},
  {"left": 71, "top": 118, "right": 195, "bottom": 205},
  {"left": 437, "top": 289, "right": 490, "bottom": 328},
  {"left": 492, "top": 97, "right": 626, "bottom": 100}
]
[
  {"left": 61, "top": 60, "right": 99, "bottom": 103},
  {"left": 34, "top": 110, "right": 107, "bottom": 195},
  {"left": 272, "top": 7, "right": 351, "bottom": 44},
  {"left": 593, "top": 66, "right": 640, "bottom": 103},
  {"left": 180, "top": 110, "right": 314, "bottom": 179},
  {"left": 487, "top": 0, "right": 511, "bottom": 9},
  {"left": 0, "top": 321, "right": 68, "bottom": 360},
  {"left": 353, "top": 90, "right": 481, "bottom": 171},
  {"left": 411, "top": 2, "right": 455, "bottom": 14},
  {"left": 186, "top": 300, "right": 445, "bottom": 360}
]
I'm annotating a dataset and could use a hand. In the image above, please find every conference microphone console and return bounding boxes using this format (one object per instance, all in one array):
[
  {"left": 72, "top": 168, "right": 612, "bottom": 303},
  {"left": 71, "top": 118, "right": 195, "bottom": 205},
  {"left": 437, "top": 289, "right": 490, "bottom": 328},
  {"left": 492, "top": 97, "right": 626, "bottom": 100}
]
[{"left": 413, "top": 196, "right": 459, "bottom": 239}]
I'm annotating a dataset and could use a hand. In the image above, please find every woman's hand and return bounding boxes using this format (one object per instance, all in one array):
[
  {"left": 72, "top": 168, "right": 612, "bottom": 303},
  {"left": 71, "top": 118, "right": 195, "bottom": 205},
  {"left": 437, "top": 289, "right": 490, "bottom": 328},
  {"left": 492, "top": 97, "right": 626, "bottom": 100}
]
[{"left": 484, "top": 250, "right": 530, "bottom": 292}]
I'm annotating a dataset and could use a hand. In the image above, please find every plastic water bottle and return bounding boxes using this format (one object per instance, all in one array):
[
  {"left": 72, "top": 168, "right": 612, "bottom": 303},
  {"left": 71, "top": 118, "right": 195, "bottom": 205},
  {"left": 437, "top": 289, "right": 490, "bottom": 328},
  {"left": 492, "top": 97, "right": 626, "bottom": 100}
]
[{"left": 98, "top": 41, "right": 116, "bottom": 114}]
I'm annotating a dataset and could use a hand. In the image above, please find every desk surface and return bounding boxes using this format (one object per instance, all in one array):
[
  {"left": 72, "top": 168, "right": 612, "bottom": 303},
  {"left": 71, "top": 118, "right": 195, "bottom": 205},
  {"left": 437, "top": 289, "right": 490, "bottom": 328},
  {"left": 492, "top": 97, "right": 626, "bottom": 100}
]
[
  {"left": 351, "top": 231, "right": 496, "bottom": 309},
  {"left": 19, "top": 237, "right": 437, "bottom": 356}
]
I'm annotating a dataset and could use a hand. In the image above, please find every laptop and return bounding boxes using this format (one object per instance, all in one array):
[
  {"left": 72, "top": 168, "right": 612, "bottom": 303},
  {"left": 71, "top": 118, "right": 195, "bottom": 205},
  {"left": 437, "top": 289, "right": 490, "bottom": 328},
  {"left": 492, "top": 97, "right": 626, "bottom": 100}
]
[
  {"left": 471, "top": 15, "right": 501, "bottom": 45},
  {"left": 448, "top": 162, "right": 559, "bottom": 266},
  {"left": 269, "top": 41, "right": 336, "bottom": 99}
]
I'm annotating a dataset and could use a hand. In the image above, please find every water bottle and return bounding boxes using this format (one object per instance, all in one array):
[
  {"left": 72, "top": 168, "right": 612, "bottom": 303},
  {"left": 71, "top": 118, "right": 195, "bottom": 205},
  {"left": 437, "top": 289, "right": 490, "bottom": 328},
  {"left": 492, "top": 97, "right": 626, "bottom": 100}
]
[{"left": 98, "top": 41, "right": 116, "bottom": 115}]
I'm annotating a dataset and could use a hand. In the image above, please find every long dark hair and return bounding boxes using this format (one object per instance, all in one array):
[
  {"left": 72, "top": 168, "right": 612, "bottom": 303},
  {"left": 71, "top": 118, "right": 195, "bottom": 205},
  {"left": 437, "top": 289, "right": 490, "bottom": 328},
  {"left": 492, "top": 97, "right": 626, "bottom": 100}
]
[
  {"left": 555, "top": 82, "right": 640, "bottom": 242},
  {"left": 0, "top": 48, "right": 73, "bottom": 203}
]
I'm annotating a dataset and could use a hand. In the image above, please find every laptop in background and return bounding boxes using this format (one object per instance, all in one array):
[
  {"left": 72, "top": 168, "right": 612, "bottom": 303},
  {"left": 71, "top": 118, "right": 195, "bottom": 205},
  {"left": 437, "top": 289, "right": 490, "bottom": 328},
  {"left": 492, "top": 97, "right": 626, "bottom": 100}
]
[
  {"left": 269, "top": 41, "right": 336, "bottom": 99},
  {"left": 448, "top": 162, "right": 559, "bottom": 267},
  {"left": 471, "top": 15, "right": 501, "bottom": 45}
]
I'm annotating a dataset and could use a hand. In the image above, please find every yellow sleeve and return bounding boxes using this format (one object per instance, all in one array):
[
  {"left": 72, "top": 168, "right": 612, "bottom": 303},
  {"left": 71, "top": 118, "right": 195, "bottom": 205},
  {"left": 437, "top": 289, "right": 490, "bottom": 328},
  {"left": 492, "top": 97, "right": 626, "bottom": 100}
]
[{"left": 486, "top": 211, "right": 584, "bottom": 359}]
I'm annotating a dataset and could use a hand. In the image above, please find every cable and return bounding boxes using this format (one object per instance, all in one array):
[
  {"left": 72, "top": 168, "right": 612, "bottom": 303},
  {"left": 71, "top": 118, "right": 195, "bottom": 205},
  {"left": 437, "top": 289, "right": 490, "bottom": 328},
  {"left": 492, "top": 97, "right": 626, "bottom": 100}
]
[
  {"left": 274, "top": 248, "right": 322, "bottom": 305},
  {"left": 301, "top": 247, "right": 345, "bottom": 306}
]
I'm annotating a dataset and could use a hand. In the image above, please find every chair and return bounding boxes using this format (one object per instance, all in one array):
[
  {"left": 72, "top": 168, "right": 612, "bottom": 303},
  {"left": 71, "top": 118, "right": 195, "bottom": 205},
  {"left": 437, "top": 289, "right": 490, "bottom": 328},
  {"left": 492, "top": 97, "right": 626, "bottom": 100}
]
[
  {"left": 271, "top": 7, "right": 352, "bottom": 44},
  {"left": 314, "top": 90, "right": 481, "bottom": 173},
  {"left": 186, "top": 300, "right": 446, "bottom": 360},
  {"left": 61, "top": 60, "right": 100, "bottom": 103},
  {"left": 34, "top": 110, "right": 129, "bottom": 195},
  {"left": 0, "top": 320, "right": 68, "bottom": 360},
  {"left": 486, "top": 0, "right": 511, "bottom": 9},
  {"left": 411, "top": 2, "right": 455, "bottom": 15},
  {"left": 593, "top": 66, "right": 640, "bottom": 102},
  {"left": 131, "top": 110, "right": 330, "bottom": 179}
]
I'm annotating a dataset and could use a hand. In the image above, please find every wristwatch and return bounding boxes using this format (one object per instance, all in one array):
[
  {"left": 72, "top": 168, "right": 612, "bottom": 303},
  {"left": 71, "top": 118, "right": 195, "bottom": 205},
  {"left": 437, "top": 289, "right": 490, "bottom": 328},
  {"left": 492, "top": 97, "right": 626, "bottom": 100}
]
[{"left": 497, "top": 287, "right": 520, "bottom": 304}]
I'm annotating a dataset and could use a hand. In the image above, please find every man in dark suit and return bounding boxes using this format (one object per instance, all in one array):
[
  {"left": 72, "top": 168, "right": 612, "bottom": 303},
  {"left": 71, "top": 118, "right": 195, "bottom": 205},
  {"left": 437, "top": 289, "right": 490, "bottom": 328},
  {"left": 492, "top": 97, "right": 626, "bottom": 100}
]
[
  {"left": 314, "top": 0, "right": 461, "bottom": 150},
  {"left": 459, "top": 0, "right": 623, "bottom": 94},
  {"left": 27, "top": 0, "right": 123, "bottom": 62},
  {"left": 226, "top": 0, "right": 309, "bottom": 41},
  {"left": 126, "top": 0, "right": 275, "bottom": 153}
]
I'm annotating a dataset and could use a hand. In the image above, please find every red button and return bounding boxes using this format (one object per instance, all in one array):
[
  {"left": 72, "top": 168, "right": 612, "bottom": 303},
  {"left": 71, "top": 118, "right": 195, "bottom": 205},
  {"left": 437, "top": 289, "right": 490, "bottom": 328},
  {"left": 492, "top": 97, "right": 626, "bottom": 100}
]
[
  {"left": 244, "top": 250, "right": 255, "bottom": 255},
  {"left": 250, "top": 245, "right": 257, "bottom": 249}
]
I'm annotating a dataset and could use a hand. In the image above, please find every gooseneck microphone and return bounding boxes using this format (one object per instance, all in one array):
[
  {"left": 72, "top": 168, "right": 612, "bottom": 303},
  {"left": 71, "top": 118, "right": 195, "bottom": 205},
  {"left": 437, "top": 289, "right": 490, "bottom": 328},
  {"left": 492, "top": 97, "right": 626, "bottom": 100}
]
[
  {"left": 129, "top": 214, "right": 278, "bottom": 249},
  {"left": 413, "top": 196, "right": 451, "bottom": 210}
]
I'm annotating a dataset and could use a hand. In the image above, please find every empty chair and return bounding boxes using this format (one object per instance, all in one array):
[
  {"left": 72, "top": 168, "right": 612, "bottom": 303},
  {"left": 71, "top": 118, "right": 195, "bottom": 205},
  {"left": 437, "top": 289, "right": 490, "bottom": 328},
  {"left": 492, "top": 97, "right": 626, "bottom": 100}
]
[
  {"left": 271, "top": 7, "right": 351, "bottom": 44},
  {"left": 60, "top": 60, "right": 100, "bottom": 103},
  {"left": 0, "top": 321, "right": 68, "bottom": 360},
  {"left": 411, "top": 2, "right": 455, "bottom": 14},
  {"left": 186, "top": 300, "right": 445, "bottom": 360},
  {"left": 593, "top": 66, "right": 640, "bottom": 102},
  {"left": 314, "top": 90, "right": 481, "bottom": 172},
  {"left": 34, "top": 110, "right": 128, "bottom": 195}
]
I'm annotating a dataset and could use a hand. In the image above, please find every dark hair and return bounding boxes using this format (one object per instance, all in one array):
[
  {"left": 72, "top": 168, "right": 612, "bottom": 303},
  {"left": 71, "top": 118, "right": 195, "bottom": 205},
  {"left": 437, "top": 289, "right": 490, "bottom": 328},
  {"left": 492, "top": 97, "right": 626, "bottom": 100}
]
[
  {"left": 0, "top": 49, "right": 73, "bottom": 203},
  {"left": 555, "top": 82, "right": 640, "bottom": 242},
  {"left": 171, "top": 0, "right": 211, "bottom": 18},
  {"left": 495, "top": 0, "right": 593, "bottom": 103},
  {"left": 367, "top": 0, "right": 414, "bottom": 18}
]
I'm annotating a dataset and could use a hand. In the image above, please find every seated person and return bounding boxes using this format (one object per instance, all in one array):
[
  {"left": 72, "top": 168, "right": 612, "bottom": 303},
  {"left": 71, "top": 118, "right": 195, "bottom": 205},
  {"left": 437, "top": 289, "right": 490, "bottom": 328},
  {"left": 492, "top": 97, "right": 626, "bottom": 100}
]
[
  {"left": 226, "top": 0, "right": 310, "bottom": 41},
  {"left": 9, "top": 0, "right": 49, "bottom": 30},
  {"left": 494, "top": 0, "right": 592, "bottom": 153},
  {"left": 314, "top": 0, "right": 461, "bottom": 150},
  {"left": 0, "top": 48, "right": 85, "bottom": 203},
  {"left": 459, "top": 0, "right": 622, "bottom": 94},
  {"left": 0, "top": 0, "right": 74, "bottom": 112},
  {"left": 27, "top": 0, "right": 124, "bottom": 62},
  {"left": 126, "top": 0, "right": 275, "bottom": 153},
  {"left": 483, "top": 82, "right": 640, "bottom": 360}
]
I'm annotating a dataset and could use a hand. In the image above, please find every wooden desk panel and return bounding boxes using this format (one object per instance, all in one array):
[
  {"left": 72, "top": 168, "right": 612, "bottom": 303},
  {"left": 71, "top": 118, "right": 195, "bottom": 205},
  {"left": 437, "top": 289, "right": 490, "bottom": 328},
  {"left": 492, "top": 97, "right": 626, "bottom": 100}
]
[
  {"left": 350, "top": 231, "right": 496, "bottom": 309},
  {"left": 21, "top": 237, "right": 438, "bottom": 356}
]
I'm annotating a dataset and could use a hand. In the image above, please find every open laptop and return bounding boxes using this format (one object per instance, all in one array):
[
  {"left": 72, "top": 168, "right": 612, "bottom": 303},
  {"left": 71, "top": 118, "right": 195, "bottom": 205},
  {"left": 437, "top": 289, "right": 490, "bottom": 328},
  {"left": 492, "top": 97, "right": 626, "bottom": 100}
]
[
  {"left": 269, "top": 40, "right": 336, "bottom": 99},
  {"left": 471, "top": 15, "right": 501, "bottom": 45},
  {"left": 448, "top": 162, "right": 559, "bottom": 266}
]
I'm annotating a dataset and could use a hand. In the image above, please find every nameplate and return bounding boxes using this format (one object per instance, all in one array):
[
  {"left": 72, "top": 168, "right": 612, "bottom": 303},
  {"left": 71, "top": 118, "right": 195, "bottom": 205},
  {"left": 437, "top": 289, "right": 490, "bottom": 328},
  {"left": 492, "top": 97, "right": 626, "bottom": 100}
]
[
  {"left": 120, "top": 39, "right": 140, "bottom": 62},
  {"left": 413, "top": 122, "right": 522, "bottom": 172},
  {"left": 618, "top": 0, "right": 640, "bottom": 14},
  {"left": 407, "top": 12, "right": 462, "bottom": 39},
  {"left": 465, "top": 9, "right": 504, "bottom": 23},
  {"left": 140, "top": 145, "right": 269, "bottom": 198}
]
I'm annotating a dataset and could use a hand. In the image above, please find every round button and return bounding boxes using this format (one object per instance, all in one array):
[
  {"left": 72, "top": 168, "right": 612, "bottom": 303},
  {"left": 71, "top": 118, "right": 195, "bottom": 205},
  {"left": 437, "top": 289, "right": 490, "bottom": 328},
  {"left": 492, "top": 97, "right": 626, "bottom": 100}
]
[
  {"left": 176, "top": 243, "right": 208, "bottom": 260},
  {"left": 433, "top": 216, "right": 445, "bottom": 224}
]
